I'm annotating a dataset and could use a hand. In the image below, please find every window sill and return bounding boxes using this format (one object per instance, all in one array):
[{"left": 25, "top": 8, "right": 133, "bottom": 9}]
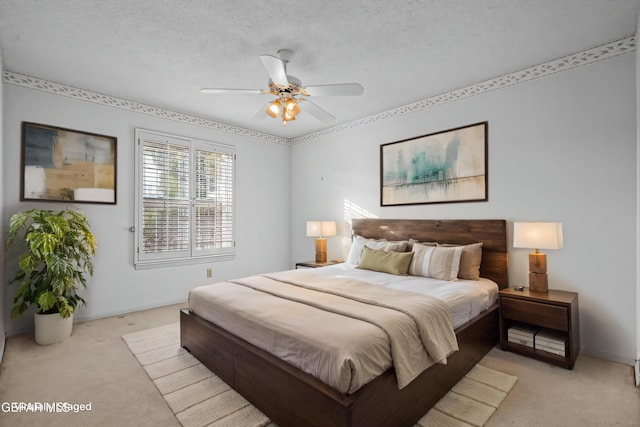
[{"left": 134, "top": 253, "right": 235, "bottom": 270}]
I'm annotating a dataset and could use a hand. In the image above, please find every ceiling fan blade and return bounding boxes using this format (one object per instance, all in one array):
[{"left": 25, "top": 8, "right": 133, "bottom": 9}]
[
  {"left": 303, "top": 100, "right": 335, "bottom": 123},
  {"left": 260, "top": 54, "right": 289, "bottom": 86},
  {"left": 200, "top": 88, "right": 263, "bottom": 94},
  {"left": 304, "top": 83, "right": 364, "bottom": 96},
  {"left": 252, "top": 103, "right": 269, "bottom": 121}
]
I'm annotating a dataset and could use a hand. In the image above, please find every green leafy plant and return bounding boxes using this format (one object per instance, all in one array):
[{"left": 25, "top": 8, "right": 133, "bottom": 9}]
[{"left": 6, "top": 208, "right": 97, "bottom": 319}]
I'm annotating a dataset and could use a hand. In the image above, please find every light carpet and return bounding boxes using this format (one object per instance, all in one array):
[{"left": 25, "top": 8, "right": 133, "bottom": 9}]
[{"left": 123, "top": 323, "right": 517, "bottom": 427}]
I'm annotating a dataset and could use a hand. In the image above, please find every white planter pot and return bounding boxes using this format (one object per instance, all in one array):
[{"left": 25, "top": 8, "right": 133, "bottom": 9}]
[{"left": 34, "top": 312, "right": 73, "bottom": 345}]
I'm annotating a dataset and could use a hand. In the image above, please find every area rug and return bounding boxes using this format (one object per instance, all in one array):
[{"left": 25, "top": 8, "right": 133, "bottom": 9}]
[{"left": 123, "top": 323, "right": 517, "bottom": 427}]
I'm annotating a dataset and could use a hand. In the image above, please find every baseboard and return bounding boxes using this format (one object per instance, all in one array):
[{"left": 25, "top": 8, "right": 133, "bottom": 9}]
[
  {"left": 635, "top": 360, "right": 639, "bottom": 387},
  {"left": 580, "top": 348, "right": 636, "bottom": 366},
  {"left": 72, "top": 298, "right": 187, "bottom": 325},
  {"left": 4, "top": 299, "right": 188, "bottom": 337}
]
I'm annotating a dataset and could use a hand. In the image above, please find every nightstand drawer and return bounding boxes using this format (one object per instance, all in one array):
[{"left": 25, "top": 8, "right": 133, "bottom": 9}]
[{"left": 501, "top": 297, "right": 568, "bottom": 330}]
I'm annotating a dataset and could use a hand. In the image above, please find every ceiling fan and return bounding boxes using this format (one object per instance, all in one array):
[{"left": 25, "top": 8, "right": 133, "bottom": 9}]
[{"left": 200, "top": 49, "right": 364, "bottom": 126}]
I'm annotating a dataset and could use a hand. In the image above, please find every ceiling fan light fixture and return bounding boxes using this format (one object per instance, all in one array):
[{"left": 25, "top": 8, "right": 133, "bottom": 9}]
[
  {"left": 283, "top": 110, "right": 297, "bottom": 121},
  {"left": 284, "top": 98, "right": 301, "bottom": 117},
  {"left": 265, "top": 99, "right": 281, "bottom": 118},
  {"left": 282, "top": 110, "right": 297, "bottom": 127},
  {"left": 201, "top": 49, "right": 363, "bottom": 127}
]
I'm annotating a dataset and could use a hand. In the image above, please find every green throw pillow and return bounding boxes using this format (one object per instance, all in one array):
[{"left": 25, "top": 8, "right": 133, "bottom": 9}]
[{"left": 357, "top": 246, "right": 414, "bottom": 275}]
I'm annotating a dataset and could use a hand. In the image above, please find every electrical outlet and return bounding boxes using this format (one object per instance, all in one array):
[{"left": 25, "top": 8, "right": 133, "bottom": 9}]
[{"left": 206, "top": 268, "right": 213, "bottom": 278}]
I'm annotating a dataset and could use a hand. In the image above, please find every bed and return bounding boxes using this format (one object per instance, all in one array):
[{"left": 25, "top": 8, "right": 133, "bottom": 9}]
[{"left": 181, "top": 218, "right": 508, "bottom": 427}]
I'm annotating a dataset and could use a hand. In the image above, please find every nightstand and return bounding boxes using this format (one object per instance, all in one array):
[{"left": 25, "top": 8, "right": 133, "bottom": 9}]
[
  {"left": 499, "top": 287, "right": 580, "bottom": 369},
  {"left": 295, "top": 261, "right": 342, "bottom": 269}
]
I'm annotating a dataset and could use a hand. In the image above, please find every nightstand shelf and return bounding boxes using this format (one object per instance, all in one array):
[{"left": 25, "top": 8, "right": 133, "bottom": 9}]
[
  {"left": 502, "top": 330, "right": 570, "bottom": 365},
  {"left": 499, "top": 288, "right": 580, "bottom": 369}
]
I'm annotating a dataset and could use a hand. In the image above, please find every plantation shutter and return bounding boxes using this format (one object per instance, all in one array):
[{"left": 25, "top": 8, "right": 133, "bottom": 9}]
[
  {"left": 135, "top": 130, "right": 235, "bottom": 267},
  {"left": 193, "top": 142, "right": 235, "bottom": 256}
]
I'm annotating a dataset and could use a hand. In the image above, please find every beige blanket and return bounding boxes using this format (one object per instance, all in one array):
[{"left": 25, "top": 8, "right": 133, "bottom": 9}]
[{"left": 188, "top": 269, "right": 458, "bottom": 393}]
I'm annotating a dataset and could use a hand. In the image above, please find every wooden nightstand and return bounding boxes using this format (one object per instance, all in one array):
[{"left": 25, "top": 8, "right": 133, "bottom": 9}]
[
  {"left": 499, "top": 287, "right": 580, "bottom": 369},
  {"left": 295, "top": 261, "right": 342, "bottom": 269}
]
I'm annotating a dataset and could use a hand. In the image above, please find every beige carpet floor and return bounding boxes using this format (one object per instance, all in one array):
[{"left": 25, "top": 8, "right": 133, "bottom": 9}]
[
  {"left": 123, "top": 323, "right": 518, "bottom": 427},
  {"left": 2, "top": 303, "right": 639, "bottom": 426}
]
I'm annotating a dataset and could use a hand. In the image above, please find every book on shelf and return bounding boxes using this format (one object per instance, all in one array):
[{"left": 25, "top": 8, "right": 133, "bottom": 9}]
[
  {"left": 535, "top": 329, "right": 566, "bottom": 351},
  {"left": 535, "top": 343, "right": 566, "bottom": 357},
  {"left": 534, "top": 328, "right": 566, "bottom": 355},
  {"left": 508, "top": 324, "right": 538, "bottom": 337},
  {"left": 508, "top": 324, "right": 538, "bottom": 348}
]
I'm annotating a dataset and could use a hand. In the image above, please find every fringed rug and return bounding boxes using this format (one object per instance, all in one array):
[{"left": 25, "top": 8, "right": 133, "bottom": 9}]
[{"left": 123, "top": 323, "right": 517, "bottom": 427}]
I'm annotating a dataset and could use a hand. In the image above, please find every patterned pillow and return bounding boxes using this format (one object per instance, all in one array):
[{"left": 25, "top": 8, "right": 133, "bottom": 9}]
[
  {"left": 438, "top": 242, "right": 483, "bottom": 280},
  {"left": 409, "top": 243, "right": 463, "bottom": 281},
  {"left": 407, "top": 238, "right": 437, "bottom": 251}
]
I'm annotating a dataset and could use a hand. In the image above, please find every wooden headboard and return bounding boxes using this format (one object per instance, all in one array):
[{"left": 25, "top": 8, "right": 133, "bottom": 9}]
[{"left": 351, "top": 218, "right": 509, "bottom": 289}]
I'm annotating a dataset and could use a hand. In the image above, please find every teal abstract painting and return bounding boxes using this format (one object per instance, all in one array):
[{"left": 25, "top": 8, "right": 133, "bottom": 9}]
[{"left": 381, "top": 122, "right": 487, "bottom": 206}]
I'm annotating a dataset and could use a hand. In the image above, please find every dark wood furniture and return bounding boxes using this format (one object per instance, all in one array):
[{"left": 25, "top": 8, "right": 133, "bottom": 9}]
[
  {"left": 499, "top": 288, "right": 579, "bottom": 369},
  {"left": 295, "top": 260, "right": 342, "bottom": 269},
  {"left": 181, "top": 218, "right": 508, "bottom": 427}
]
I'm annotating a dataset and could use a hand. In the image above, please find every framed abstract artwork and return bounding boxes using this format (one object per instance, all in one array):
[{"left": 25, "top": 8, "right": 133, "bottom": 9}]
[
  {"left": 380, "top": 122, "right": 487, "bottom": 206},
  {"left": 21, "top": 122, "right": 117, "bottom": 204}
]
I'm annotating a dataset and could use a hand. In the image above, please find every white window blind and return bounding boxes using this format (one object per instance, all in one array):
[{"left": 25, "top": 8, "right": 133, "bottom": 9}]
[{"left": 134, "top": 130, "right": 235, "bottom": 268}]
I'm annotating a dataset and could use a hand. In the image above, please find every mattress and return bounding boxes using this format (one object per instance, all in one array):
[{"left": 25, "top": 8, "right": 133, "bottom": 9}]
[
  {"left": 188, "top": 265, "right": 498, "bottom": 394},
  {"left": 311, "top": 263, "right": 499, "bottom": 328}
]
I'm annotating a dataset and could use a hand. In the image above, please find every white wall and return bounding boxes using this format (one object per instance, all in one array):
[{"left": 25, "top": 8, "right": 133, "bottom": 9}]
[
  {"left": 636, "top": 14, "right": 640, "bottom": 371},
  {"left": 291, "top": 52, "right": 638, "bottom": 365},
  {"left": 0, "top": 44, "right": 5, "bottom": 362},
  {"left": 3, "top": 85, "right": 291, "bottom": 335}
]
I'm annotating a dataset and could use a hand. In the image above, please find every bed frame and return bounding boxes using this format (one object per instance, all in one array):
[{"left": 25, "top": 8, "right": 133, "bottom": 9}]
[{"left": 181, "top": 219, "right": 508, "bottom": 427}]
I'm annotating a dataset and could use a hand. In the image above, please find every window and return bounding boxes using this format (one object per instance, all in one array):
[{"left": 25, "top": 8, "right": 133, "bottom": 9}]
[{"left": 134, "top": 129, "right": 235, "bottom": 268}]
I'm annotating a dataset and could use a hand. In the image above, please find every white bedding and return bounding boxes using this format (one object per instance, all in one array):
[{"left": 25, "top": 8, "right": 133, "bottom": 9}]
[
  {"left": 308, "top": 263, "right": 499, "bottom": 328},
  {"left": 188, "top": 264, "right": 499, "bottom": 394}
]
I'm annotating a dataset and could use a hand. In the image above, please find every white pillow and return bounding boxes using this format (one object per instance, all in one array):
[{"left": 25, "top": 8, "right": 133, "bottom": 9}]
[
  {"left": 409, "top": 243, "right": 463, "bottom": 281},
  {"left": 346, "top": 235, "right": 386, "bottom": 264},
  {"left": 346, "top": 236, "right": 409, "bottom": 264}
]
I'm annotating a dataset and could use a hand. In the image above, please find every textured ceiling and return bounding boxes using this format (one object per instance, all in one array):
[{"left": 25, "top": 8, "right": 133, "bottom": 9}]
[{"left": 0, "top": 0, "right": 638, "bottom": 139}]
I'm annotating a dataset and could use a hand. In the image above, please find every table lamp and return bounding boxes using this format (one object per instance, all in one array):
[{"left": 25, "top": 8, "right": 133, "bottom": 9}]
[
  {"left": 306, "top": 221, "right": 337, "bottom": 263},
  {"left": 513, "top": 222, "right": 563, "bottom": 293}
]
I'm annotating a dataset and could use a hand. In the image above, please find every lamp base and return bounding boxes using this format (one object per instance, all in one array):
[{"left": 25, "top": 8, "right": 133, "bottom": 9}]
[
  {"left": 315, "top": 238, "right": 327, "bottom": 263},
  {"left": 529, "top": 272, "right": 549, "bottom": 293},
  {"left": 528, "top": 253, "right": 547, "bottom": 274}
]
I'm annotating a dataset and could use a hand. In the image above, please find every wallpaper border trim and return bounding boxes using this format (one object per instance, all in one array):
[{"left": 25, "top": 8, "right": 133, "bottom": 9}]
[
  {"left": 2, "top": 71, "right": 291, "bottom": 145},
  {"left": 3, "top": 35, "right": 635, "bottom": 145},
  {"left": 292, "top": 35, "right": 636, "bottom": 143}
]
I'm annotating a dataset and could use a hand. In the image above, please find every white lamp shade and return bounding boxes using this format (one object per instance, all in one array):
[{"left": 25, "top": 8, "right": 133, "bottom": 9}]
[
  {"left": 306, "top": 221, "right": 337, "bottom": 237},
  {"left": 513, "top": 222, "right": 563, "bottom": 250}
]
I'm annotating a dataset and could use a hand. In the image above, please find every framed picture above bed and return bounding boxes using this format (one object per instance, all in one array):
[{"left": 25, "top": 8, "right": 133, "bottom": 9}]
[
  {"left": 21, "top": 122, "right": 117, "bottom": 204},
  {"left": 380, "top": 121, "right": 487, "bottom": 206}
]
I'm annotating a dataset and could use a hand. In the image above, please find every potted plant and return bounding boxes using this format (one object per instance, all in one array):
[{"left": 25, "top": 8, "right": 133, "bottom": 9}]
[{"left": 6, "top": 208, "right": 97, "bottom": 345}]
